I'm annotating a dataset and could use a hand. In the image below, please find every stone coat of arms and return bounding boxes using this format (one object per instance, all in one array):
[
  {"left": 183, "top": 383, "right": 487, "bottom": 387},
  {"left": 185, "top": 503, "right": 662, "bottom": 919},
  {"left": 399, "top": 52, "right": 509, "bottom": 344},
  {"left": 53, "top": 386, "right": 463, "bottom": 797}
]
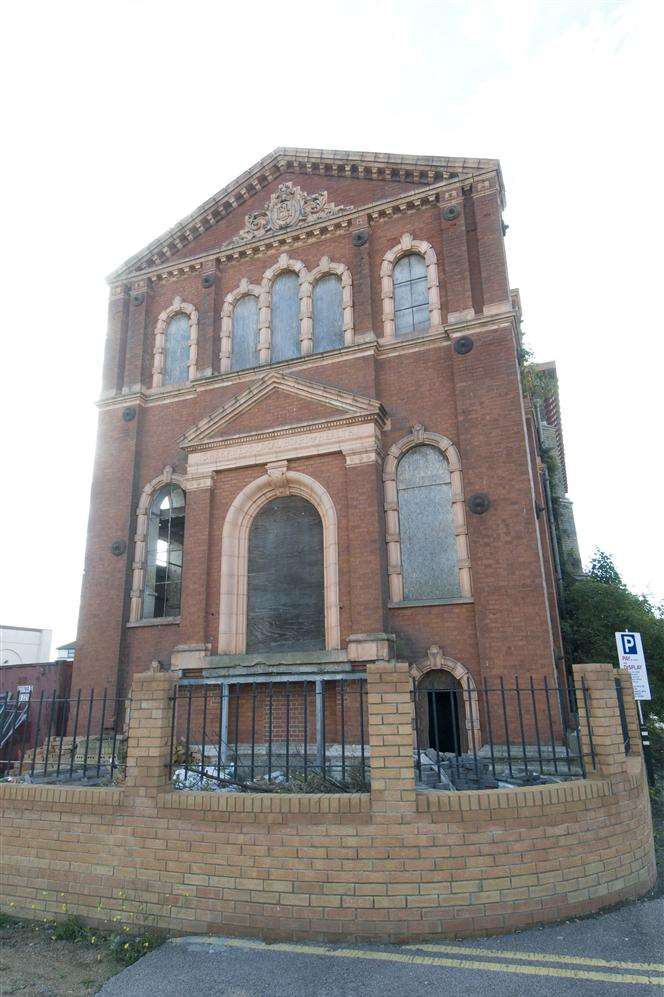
[{"left": 224, "top": 183, "right": 352, "bottom": 248}]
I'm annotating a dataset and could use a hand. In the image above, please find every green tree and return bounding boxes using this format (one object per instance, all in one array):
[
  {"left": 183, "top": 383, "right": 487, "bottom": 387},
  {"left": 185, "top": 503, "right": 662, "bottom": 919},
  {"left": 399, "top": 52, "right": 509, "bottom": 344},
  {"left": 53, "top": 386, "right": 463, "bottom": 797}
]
[{"left": 562, "top": 549, "right": 663, "bottom": 769}]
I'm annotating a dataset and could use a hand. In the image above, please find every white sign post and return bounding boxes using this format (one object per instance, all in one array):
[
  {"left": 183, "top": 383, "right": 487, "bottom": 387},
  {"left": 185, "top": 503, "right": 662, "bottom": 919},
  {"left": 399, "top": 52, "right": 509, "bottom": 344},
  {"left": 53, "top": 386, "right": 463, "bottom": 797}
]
[
  {"left": 615, "top": 630, "right": 654, "bottom": 785},
  {"left": 615, "top": 631, "right": 651, "bottom": 701}
]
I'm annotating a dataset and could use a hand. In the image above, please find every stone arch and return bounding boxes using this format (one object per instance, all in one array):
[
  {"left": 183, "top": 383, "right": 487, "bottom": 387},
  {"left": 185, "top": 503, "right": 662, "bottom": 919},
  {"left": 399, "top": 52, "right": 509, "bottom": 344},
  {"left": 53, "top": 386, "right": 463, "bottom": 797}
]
[
  {"left": 219, "top": 279, "right": 263, "bottom": 373},
  {"left": 308, "top": 256, "right": 354, "bottom": 347},
  {"left": 383, "top": 426, "right": 471, "bottom": 603},
  {"left": 129, "top": 465, "right": 187, "bottom": 621},
  {"left": 152, "top": 297, "right": 199, "bottom": 388},
  {"left": 411, "top": 647, "right": 481, "bottom": 745},
  {"left": 380, "top": 233, "right": 442, "bottom": 340},
  {"left": 218, "top": 466, "right": 340, "bottom": 654},
  {"left": 261, "top": 253, "right": 311, "bottom": 360}
]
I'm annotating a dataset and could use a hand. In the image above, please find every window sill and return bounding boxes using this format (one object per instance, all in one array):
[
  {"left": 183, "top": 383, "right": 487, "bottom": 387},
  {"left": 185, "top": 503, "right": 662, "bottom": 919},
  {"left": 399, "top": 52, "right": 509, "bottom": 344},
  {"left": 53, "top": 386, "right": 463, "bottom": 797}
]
[
  {"left": 126, "top": 616, "right": 181, "bottom": 629},
  {"left": 388, "top": 598, "right": 474, "bottom": 609}
]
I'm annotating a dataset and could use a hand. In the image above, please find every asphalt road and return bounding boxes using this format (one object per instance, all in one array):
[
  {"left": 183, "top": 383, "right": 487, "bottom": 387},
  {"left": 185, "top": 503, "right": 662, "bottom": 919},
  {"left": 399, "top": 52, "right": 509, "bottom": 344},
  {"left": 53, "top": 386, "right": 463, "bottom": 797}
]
[{"left": 98, "top": 897, "right": 664, "bottom": 996}]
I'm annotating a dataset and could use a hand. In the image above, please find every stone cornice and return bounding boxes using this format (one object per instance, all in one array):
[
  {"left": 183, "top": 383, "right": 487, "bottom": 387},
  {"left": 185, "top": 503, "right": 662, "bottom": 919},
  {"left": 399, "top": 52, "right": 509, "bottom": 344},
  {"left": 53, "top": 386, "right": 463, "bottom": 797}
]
[
  {"left": 109, "top": 159, "right": 503, "bottom": 287},
  {"left": 184, "top": 412, "right": 384, "bottom": 455}
]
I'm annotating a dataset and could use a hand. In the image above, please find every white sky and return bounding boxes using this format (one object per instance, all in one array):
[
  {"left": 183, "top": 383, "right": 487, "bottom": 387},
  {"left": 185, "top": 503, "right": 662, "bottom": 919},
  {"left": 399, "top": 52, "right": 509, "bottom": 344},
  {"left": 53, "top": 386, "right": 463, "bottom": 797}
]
[{"left": 1, "top": 0, "right": 662, "bottom": 652}]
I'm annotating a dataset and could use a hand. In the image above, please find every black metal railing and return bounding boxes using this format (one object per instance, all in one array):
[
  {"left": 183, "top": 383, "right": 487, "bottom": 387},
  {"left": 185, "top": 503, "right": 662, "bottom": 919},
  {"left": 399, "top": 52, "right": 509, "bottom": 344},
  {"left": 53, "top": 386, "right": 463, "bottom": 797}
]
[
  {"left": 0, "top": 690, "right": 127, "bottom": 783},
  {"left": 167, "top": 677, "right": 369, "bottom": 793},
  {"left": 413, "top": 674, "right": 595, "bottom": 790},
  {"left": 615, "top": 677, "right": 631, "bottom": 755}
]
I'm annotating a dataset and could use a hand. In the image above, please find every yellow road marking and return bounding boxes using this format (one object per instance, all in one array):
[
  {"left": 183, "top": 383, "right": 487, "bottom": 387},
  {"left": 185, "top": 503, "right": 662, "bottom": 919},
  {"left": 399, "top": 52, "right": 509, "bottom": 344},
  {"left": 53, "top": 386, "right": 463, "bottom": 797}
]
[
  {"left": 223, "top": 938, "right": 664, "bottom": 987},
  {"left": 407, "top": 941, "right": 664, "bottom": 974}
]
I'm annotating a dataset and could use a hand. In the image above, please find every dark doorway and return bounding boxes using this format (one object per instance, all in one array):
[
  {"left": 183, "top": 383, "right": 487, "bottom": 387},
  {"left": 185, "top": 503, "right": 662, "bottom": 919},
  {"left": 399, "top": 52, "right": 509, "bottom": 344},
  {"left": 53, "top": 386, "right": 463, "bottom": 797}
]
[{"left": 427, "top": 689, "right": 462, "bottom": 754}]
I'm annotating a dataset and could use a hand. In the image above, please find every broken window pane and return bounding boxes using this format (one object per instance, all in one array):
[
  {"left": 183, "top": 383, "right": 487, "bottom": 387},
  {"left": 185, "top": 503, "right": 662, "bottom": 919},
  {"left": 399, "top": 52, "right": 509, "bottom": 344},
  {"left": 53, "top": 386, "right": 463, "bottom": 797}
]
[
  {"left": 246, "top": 496, "right": 325, "bottom": 652},
  {"left": 313, "top": 274, "right": 344, "bottom": 353},
  {"left": 143, "top": 484, "right": 185, "bottom": 618},
  {"left": 163, "top": 313, "right": 190, "bottom": 385},
  {"left": 397, "top": 445, "right": 460, "bottom": 600}
]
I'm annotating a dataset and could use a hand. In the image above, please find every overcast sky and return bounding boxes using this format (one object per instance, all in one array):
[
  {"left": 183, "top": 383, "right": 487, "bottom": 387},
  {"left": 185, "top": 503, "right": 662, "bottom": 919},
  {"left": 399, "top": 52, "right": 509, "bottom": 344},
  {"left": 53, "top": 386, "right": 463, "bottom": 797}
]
[{"left": 1, "top": 0, "right": 662, "bottom": 653}]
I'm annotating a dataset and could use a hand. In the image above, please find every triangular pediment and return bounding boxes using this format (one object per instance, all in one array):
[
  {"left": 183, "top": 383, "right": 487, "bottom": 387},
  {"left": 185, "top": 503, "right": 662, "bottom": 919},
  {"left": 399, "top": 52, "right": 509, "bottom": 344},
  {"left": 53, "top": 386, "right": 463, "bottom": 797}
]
[
  {"left": 109, "top": 147, "right": 502, "bottom": 282},
  {"left": 179, "top": 372, "right": 386, "bottom": 451}
]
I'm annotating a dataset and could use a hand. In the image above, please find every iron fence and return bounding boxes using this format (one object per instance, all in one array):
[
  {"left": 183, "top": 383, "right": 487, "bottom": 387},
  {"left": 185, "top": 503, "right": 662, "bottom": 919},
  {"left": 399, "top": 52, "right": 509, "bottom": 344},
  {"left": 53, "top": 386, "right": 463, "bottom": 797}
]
[
  {"left": 167, "top": 677, "right": 369, "bottom": 792},
  {"left": 614, "top": 677, "right": 631, "bottom": 755},
  {"left": 413, "top": 674, "right": 595, "bottom": 790},
  {"left": 0, "top": 689, "right": 127, "bottom": 784}
]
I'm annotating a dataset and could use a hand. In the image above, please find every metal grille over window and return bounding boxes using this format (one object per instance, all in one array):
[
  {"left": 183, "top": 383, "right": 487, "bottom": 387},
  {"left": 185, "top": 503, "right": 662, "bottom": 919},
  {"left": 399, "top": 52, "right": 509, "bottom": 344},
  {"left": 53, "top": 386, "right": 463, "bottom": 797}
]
[
  {"left": 231, "top": 295, "right": 259, "bottom": 371},
  {"left": 393, "top": 253, "right": 430, "bottom": 336},
  {"left": 143, "top": 485, "right": 185, "bottom": 618},
  {"left": 397, "top": 445, "right": 460, "bottom": 600},
  {"left": 270, "top": 272, "right": 300, "bottom": 362},
  {"left": 312, "top": 274, "right": 344, "bottom": 353},
  {"left": 246, "top": 496, "right": 325, "bottom": 652},
  {"left": 163, "top": 313, "right": 190, "bottom": 385}
]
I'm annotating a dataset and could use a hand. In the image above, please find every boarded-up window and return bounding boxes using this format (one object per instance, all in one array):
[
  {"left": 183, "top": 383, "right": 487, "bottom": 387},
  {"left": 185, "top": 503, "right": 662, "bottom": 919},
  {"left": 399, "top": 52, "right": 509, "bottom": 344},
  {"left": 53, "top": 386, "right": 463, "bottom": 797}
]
[
  {"left": 271, "top": 272, "right": 300, "bottom": 362},
  {"left": 313, "top": 274, "right": 344, "bottom": 353},
  {"left": 397, "top": 445, "right": 459, "bottom": 600},
  {"left": 246, "top": 496, "right": 325, "bottom": 652},
  {"left": 163, "top": 313, "right": 190, "bottom": 385},
  {"left": 393, "top": 253, "right": 430, "bottom": 337},
  {"left": 143, "top": 485, "right": 185, "bottom": 618},
  {"left": 231, "top": 295, "right": 259, "bottom": 371}
]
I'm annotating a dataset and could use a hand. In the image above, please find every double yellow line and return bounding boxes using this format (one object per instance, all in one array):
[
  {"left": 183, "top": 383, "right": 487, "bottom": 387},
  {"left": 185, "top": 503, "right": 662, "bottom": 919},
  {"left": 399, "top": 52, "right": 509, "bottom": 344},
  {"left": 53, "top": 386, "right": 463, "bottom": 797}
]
[{"left": 223, "top": 937, "right": 664, "bottom": 987}]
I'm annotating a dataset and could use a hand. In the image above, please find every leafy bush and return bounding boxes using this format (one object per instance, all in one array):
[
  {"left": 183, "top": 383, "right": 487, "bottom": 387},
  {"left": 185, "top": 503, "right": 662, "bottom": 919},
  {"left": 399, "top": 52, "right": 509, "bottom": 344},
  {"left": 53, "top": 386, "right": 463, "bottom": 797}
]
[{"left": 52, "top": 915, "right": 90, "bottom": 942}]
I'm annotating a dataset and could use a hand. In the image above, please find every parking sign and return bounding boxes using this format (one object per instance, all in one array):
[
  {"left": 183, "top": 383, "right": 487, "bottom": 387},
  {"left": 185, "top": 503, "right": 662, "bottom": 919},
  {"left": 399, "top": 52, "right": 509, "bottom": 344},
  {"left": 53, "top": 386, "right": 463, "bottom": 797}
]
[{"left": 615, "top": 631, "right": 651, "bottom": 700}]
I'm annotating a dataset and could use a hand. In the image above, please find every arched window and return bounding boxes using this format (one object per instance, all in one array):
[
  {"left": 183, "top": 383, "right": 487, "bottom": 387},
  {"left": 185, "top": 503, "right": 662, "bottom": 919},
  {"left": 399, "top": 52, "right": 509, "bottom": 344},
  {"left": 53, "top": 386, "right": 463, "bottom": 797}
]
[
  {"left": 312, "top": 274, "right": 344, "bottom": 353},
  {"left": 271, "top": 272, "right": 300, "bottom": 362},
  {"left": 163, "top": 313, "right": 190, "bottom": 385},
  {"left": 143, "top": 484, "right": 185, "bottom": 619},
  {"left": 246, "top": 495, "right": 324, "bottom": 652},
  {"left": 396, "top": 445, "right": 460, "bottom": 599},
  {"left": 231, "top": 295, "right": 259, "bottom": 371},
  {"left": 393, "top": 253, "right": 430, "bottom": 337}
]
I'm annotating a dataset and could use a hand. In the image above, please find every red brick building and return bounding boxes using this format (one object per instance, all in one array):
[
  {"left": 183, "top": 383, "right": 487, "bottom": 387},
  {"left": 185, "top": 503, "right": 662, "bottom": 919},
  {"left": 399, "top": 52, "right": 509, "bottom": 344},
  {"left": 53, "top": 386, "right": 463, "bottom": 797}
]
[{"left": 72, "top": 148, "right": 578, "bottom": 754}]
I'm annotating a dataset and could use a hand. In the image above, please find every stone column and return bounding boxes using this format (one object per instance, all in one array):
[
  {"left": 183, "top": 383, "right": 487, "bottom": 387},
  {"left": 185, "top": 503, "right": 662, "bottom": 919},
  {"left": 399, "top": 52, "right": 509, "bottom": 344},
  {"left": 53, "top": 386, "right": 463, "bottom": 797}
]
[
  {"left": 366, "top": 658, "right": 417, "bottom": 817},
  {"left": 124, "top": 666, "right": 177, "bottom": 797},
  {"left": 573, "top": 663, "right": 629, "bottom": 777}
]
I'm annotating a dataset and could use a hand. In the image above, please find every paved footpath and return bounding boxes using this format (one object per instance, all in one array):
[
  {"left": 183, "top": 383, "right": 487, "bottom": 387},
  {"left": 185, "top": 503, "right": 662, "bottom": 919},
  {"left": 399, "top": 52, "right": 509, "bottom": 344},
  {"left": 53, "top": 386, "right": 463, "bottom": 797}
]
[{"left": 98, "top": 897, "right": 664, "bottom": 996}]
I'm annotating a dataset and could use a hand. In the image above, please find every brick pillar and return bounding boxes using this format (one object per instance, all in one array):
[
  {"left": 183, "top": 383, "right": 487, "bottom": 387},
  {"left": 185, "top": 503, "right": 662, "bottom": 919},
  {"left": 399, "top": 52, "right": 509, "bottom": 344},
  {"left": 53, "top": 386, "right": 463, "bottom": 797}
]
[
  {"left": 124, "top": 667, "right": 177, "bottom": 797},
  {"left": 178, "top": 476, "right": 213, "bottom": 647},
  {"left": 344, "top": 457, "right": 387, "bottom": 634},
  {"left": 124, "top": 279, "right": 151, "bottom": 392},
  {"left": 471, "top": 180, "right": 511, "bottom": 315},
  {"left": 573, "top": 663, "right": 628, "bottom": 777},
  {"left": 351, "top": 215, "right": 374, "bottom": 337},
  {"left": 101, "top": 284, "right": 130, "bottom": 396},
  {"left": 439, "top": 192, "right": 474, "bottom": 324},
  {"left": 198, "top": 261, "right": 219, "bottom": 377},
  {"left": 367, "top": 659, "right": 416, "bottom": 816},
  {"left": 617, "top": 669, "right": 642, "bottom": 757}
]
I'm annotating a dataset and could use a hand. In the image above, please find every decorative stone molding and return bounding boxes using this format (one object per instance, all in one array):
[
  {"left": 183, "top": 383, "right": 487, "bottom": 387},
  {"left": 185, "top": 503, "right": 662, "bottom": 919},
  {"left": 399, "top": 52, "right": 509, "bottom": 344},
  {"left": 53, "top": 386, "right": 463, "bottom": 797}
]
[
  {"left": 410, "top": 648, "right": 481, "bottom": 743},
  {"left": 129, "top": 466, "right": 187, "bottom": 622},
  {"left": 383, "top": 429, "right": 471, "bottom": 603},
  {"left": 308, "top": 256, "right": 355, "bottom": 346},
  {"left": 152, "top": 297, "right": 199, "bottom": 388},
  {"left": 220, "top": 279, "right": 263, "bottom": 373},
  {"left": 223, "top": 182, "right": 353, "bottom": 249},
  {"left": 261, "top": 254, "right": 312, "bottom": 359},
  {"left": 380, "top": 234, "right": 442, "bottom": 340},
  {"left": 218, "top": 470, "right": 340, "bottom": 654}
]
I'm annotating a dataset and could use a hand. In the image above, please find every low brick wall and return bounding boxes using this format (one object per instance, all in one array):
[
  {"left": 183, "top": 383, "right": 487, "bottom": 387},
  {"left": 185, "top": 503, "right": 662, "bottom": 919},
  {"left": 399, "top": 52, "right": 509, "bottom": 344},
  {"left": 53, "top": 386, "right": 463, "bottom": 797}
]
[{"left": 0, "top": 663, "right": 656, "bottom": 941}]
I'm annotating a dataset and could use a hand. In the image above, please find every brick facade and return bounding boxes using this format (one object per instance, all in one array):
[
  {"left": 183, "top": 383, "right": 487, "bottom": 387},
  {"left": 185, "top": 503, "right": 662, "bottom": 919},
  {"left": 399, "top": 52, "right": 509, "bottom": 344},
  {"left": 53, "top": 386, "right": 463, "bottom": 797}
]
[{"left": 72, "top": 148, "right": 570, "bottom": 703}]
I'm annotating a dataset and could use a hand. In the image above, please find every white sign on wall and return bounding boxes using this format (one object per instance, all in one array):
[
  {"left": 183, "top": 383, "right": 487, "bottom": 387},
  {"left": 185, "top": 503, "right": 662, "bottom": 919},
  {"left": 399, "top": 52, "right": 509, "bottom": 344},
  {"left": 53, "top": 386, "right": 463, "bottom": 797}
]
[{"left": 615, "top": 631, "right": 651, "bottom": 701}]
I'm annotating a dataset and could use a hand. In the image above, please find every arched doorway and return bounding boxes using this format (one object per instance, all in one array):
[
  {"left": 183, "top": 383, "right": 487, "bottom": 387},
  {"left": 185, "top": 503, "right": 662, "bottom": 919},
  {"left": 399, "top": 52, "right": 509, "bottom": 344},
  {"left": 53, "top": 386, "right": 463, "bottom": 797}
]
[
  {"left": 416, "top": 670, "right": 467, "bottom": 755},
  {"left": 246, "top": 495, "right": 325, "bottom": 653}
]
